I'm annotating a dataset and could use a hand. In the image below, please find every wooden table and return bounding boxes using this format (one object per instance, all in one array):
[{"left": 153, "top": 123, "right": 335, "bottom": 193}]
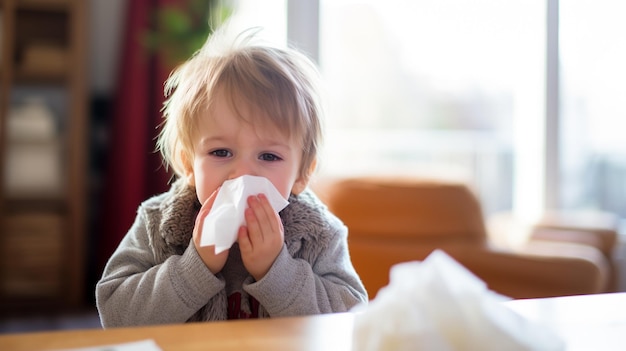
[
  {"left": 0, "top": 313, "right": 355, "bottom": 351},
  {"left": 506, "top": 292, "right": 626, "bottom": 351},
  {"left": 1, "top": 293, "right": 625, "bottom": 351}
]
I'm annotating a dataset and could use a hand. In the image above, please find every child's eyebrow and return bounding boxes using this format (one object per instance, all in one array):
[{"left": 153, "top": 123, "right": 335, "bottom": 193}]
[
  {"left": 198, "top": 135, "right": 293, "bottom": 150},
  {"left": 252, "top": 134, "right": 292, "bottom": 149},
  {"left": 198, "top": 135, "right": 227, "bottom": 147},
  {"left": 262, "top": 141, "right": 292, "bottom": 151}
]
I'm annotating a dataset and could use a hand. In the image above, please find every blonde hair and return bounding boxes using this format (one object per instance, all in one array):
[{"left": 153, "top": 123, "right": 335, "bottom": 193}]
[{"left": 157, "top": 28, "right": 324, "bottom": 182}]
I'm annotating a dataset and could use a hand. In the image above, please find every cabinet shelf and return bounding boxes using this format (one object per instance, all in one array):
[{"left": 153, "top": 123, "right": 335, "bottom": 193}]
[
  {"left": 5, "top": 195, "right": 68, "bottom": 211},
  {"left": 16, "top": 0, "right": 70, "bottom": 12},
  {"left": 14, "top": 70, "right": 69, "bottom": 84},
  {"left": 0, "top": 0, "right": 87, "bottom": 311}
]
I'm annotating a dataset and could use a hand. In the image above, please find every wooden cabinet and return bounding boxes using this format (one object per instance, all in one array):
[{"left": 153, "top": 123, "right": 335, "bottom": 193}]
[{"left": 0, "top": 0, "right": 87, "bottom": 312}]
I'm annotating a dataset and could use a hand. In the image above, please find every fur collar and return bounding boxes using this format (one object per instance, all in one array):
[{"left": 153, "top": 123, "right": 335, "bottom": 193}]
[
  {"left": 143, "top": 179, "right": 333, "bottom": 268},
  {"left": 143, "top": 178, "right": 334, "bottom": 262},
  {"left": 140, "top": 178, "right": 337, "bottom": 321}
]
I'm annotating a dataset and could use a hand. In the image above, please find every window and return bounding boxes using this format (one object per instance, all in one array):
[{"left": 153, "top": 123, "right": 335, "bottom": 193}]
[
  {"left": 231, "top": 0, "right": 626, "bottom": 230},
  {"left": 318, "top": 0, "right": 545, "bottom": 216},
  {"left": 560, "top": 0, "right": 626, "bottom": 230},
  {"left": 223, "top": 0, "right": 287, "bottom": 44}
]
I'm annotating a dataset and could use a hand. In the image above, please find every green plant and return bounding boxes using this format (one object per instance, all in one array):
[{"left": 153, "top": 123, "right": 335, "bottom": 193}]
[{"left": 144, "top": 0, "right": 232, "bottom": 65}]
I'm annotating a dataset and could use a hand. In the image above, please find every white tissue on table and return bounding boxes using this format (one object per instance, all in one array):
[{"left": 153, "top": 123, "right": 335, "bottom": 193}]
[
  {"left": 351, "top": 250, "right": 565, "bottom": 351},
  {"left": 200, "top": 175, "right": 289, "bottom": 254}
]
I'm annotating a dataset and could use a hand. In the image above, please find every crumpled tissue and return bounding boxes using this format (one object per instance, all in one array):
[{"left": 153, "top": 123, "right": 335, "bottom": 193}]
[
  {"left": 351, "top": 250, "right": 564, "bottom": 351},
  {"left": 200, "top": 175, "right": 289, "bottom": 254}
]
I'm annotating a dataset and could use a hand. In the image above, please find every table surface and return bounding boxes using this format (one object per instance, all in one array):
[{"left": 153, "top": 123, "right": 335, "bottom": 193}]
[
  {"left": 1, "top": 292, "right": 625, "bottom": 351},
  {"left": 506, "top": 292, "right": 626, "bottom": 351}
]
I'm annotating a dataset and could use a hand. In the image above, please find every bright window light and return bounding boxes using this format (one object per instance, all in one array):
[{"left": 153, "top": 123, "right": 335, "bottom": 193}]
[{"left": 318, "top": 0, "right": 545, "bottom": 216}]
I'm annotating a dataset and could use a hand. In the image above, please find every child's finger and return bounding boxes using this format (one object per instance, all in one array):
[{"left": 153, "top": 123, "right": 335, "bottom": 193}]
[
  {"left": 245, "top": 205, "right": 264, "bottom": 244},
  {"left": 194, "top": 187, "right": 221, "bottom": 239},
  {"left": 237, "top": 226, "right": 252, "bottom": 251},
  {"left": 248, "top": 194, "right": 278, "bottom": 237},
  {"left": 203, "top": 187, "right": 221, "bottom": 211},
  {"left": 256, "top": 194, "right": 281, "bottom": 234}
]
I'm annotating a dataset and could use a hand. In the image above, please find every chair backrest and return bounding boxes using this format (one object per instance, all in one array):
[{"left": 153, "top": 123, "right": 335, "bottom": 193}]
[
  {"left": 320, "top": 176, "right": 611, "bottom": 300},
  {"left": 323, "top": 176, "right": 487, "bottom": 244}
]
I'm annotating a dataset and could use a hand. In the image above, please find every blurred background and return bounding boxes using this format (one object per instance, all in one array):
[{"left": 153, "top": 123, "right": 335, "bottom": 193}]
[{"left": 0, "top": 0, "right": 625, "bottom": 331}]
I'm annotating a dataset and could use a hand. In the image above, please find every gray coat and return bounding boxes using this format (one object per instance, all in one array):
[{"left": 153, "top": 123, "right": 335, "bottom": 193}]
[{"left": 96, "top": 179, "right": 367, "bottom": 327}]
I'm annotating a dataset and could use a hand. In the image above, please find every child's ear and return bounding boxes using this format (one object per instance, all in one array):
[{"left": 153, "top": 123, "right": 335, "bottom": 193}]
[
  {"left": 181, "top": 151, "right": 195, "bottom": 187},
  {"left": 291, "top": 159, "right": 317, "bottom": 195},
  {"left": 291, "top": 177, "right": 308, "bottom": 195}
]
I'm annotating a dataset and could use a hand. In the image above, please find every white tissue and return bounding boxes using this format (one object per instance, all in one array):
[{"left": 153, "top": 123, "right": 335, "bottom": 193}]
[
  {"left": 351, "top": 250, "right": 565, "bottom": 351},
  {"left": 200, "top": 175, "right": 289, "bottom": 254}
]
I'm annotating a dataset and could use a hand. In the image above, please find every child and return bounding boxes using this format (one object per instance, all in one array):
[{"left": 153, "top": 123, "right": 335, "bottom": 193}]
[{"left": 95, "top": 28, "right": 368, "bottom": 327}]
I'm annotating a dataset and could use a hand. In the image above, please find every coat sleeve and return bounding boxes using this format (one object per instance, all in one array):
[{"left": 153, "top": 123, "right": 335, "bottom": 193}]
[
  {"left": 244, "top": 218, "right": 368, "bottom": 316},
  {"left": 95, "top": 210, "right": 225, "bottom": 327}
]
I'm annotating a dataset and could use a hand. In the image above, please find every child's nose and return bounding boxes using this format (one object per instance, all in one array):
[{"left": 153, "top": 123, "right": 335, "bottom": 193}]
[{"left": 229, "top": 161, "right": 256, "bottom": 179}]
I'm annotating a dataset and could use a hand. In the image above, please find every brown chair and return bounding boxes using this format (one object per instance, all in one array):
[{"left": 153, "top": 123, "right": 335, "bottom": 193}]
[
  {"left": 318, "top": 176, "right": 611, "bottom": 300},
  {"left": 489, "top": 209, "right": 620, "bottom": 292}
]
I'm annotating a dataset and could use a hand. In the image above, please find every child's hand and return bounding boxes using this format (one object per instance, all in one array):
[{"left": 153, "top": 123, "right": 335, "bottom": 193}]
[
  {"left": 238, "top": 194, "right": 285, "bottom": 281},
  {"left": 192, "top": 188, "right": 229, "bottom": 274}
]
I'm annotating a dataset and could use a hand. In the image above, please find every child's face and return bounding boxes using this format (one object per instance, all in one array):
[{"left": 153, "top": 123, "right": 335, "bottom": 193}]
[{"left": 187, "top": 95, "right": 308, "bottom": 205}]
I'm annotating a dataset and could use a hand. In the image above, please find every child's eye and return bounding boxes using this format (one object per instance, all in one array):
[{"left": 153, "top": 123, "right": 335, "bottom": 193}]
[
  {"left": 259, "top": 153, "right": 282, "bottom": 161},
  {"left": 210, "top": 149, "right": 232, "bottom": 158}
]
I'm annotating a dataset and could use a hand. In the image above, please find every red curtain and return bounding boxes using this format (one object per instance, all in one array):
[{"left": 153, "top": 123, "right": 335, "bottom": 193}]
[{"left": 96, "top": 0, "right": 179, "bottom": 272}]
